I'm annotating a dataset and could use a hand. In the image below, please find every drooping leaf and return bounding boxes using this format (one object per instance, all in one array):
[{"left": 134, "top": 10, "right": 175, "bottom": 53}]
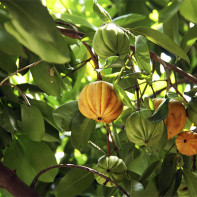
[
  {"left": 53, "top": 101, "right": 79, "bottom": 131},
  {"left": 149, "top": 98, "right": 169, "bottom": 122},
  {"left": 2, "top": 0, "right": 70, "bottom": 63},
  {"left": 70, "top": 111, "right": 96, "bottom": 152},
  {"left": 93, "top": 0, "right": 111, "bottom": 23},
  {"left": 130, "top": 26, "right": 190, "bottom": 64},
  {"left": 4, "top": 136, "right": 58, "bottom": 184},
  {"left": 183, "top": 169, "right": 197, "bottom": 197},
  {"left": 104, "top": 56, "right": 125, "bottom": 68},
  {"left": 112, "top": 13, "right": 146, "bottom": 27},
  {"left": 114, "top": 84, "right": 133, "bottom": 109},
  {"left": 0, "top": 26, "right": 26, "bottom": 57},
  {"left": 30, "top": 61, "right": 61, "bottom": 97},
  {"left": 179, "top": 0, "right": 197, "bottom": 24},
  {"left": 157, "top": 153, "right": 177, "bottom": 196},
  {"left": 54, "top": 168, "right": 94, "bottom": 197},
  {"left": 134, "top": 35, "right": 151, "bottom": 74},
  {"left": 20, "top": 104, "right": 45, "bottom": 141}
]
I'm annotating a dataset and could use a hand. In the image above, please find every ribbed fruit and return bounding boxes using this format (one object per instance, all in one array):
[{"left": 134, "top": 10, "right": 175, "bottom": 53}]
[
  {"left": 94, "top": 155, "right": 127, "bottom": 187},
  {"left": 153, "top": 98, "right": 186, "bottom": 139},
  {"left": 125, "top": 109, "right": 164, "bottom": 146},
  {"left": 186, "top": 96, "right": 197, "bottom": 126},
  {"left": 92, "top": 23, "right": 130, "bottom": 60},
  {"left": 78, "top": 81, "right": 123, "bottom": 124},
  {"left": 175, "top": 131, "right": 197, "bottom": 156}
]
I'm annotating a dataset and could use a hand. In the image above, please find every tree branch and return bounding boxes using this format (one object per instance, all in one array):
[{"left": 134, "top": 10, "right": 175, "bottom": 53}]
[{"left": 0, "top": 162, "right": 39, "bottom": 197}]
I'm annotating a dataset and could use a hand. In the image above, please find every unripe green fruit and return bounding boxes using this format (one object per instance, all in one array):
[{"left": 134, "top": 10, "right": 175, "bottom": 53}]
[
  {"left": 187, "top": 96, "right": 197, "bottom": 126},
  {"left": 126, "top": 109, "right": 164, "bottom": 146},
  {"left": 95, "top": 155, "right": 127, "bottom": 187},
  {"left": 92, "top": 23, "right": 130, "bottom": 60}
]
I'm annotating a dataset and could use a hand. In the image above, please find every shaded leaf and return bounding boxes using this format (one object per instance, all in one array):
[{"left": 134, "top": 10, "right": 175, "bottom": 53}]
[
  {"left": 131, "top": 26, "right": 190, "bottom": 64},
  {"left": 54, "top": 168, "right": 94, "bottom": 197},
  {"left": 53, "top": 101, "right": 78, "bottom": 131},
  {"left": 71, "top": 111, "right": 95, "bottom": 152},
  {"left": 104, "top": 56, "right": 125, "bottom": 68},
  {"left": 20, "top": 104, "right": 45, "bottom": 141},
  {"left": 134, "top": 35, "right": 151, "bottom": 74}
]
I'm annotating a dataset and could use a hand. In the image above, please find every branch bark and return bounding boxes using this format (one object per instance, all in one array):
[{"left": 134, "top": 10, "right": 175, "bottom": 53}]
[{"left": 0, "top": 162, "right": 39, "bottom": 197}]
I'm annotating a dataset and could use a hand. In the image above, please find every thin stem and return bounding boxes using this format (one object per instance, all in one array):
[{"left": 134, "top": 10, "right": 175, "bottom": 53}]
[
  {"left": 4, "top": 82, "right": 31, "bottom": 106},
  {"left": 192, "top": 155, "right": 196, "bottom": 172},
  {"left": 106, "top": 127, "right": 111, "bottom": 156},
  {"left": 30, "top": 164, "right": 130, "bottom": 197},
  {"left": 106, "top": 124, "right": 120, "bottom": 157},
  {"left": 0, "top": 60, "right": 43, "bottom": 87}
]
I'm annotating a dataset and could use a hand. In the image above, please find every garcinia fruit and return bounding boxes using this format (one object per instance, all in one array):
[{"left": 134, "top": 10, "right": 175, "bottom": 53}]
[
  {"left": 186, "top": 96, "right": 197, "bottom": 126},
  {"left": 153, "top": 98, "right": 186, "bottom": 139},
  {"left": 126, "top": 109, "right": 164, "bottom": 146},
  {"left": 92, "top": 23, "right": 130, "bottom": 60},
  {"left": 94, "top": 155, "right": 127, "bottom": 187},
  {"left": 78, "top": 81, "right": 123, "bottom": 124}
]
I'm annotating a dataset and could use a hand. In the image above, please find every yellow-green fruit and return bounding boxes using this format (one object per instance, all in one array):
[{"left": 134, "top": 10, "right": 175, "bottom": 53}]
[
  {"left": 92, "top": 23, "right": 130, "bottom": 60},
  {"left": 153, "top": 98, "right": 186, "bottom": 139},
  {"left": 94, "top": 155, "right": 127, "bottom": 187},
  {"left": 78, "top": 81, "right": 123, "bottom": 124},
  {"left": 187, "top": 96, "right": 197, "bottom": 126},
  {"left": 126, "top": 109, "right": 164, "bottom": 146}
]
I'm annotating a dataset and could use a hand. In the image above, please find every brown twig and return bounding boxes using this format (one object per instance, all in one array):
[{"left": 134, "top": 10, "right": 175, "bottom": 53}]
[
  {"left": 30, "top": 164, "right": 130, "bottom": 197},
  {"left": 0, "top": 60, "right": 43, "bottom": 87}
]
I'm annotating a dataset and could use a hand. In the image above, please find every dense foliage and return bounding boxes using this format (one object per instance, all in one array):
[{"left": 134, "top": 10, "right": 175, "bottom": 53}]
[{"left": 0, "top": 0, "right": 197, "bottom": 196}]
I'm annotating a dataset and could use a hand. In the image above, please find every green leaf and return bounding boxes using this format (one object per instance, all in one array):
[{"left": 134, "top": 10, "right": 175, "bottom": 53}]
[
  {"left": 158, "top": 0, "right": 183, "bottom": 23},
  {"left": 0, "top": 26, "right": 26, "bottom": 57},
  {"left": 183, "top": 169, "right": 197, "bottom": 196},
  {"left": 114, "top": 84, "right": 133, "bottom": 109},
  {"left": 0, "top": 126, "right": 11, "bottom": 149},
  {"left": 53, "top": 101, "right": 79, "bottom": 131},
  {"left": 149, "top": 98, "right": 169, "bottom": 122},
  {"left": 70, "top": 111, "right": 96, "bottom": 152},
  {"left": 104, "top": 56, "right": 125, "bottom": 68},
  {"left": 0, "top": 52, "right": 17, "bottom": 73},
  {"left": 93, "top": 0, "right": 111, "bottom": 23},
  {"left": 139, "top": 160, "right": 161, "bottom": 185},
  {"left": 157, "top": 153, "right": 177, "bottom": 196},
  {"left": 131, "top": 26, "right": 190, "bottom": 64},
  {"left": 4, "top": 136, "right": 58, "bottom": 184},
  {"left": 181, "top": 25, "right": 197, "bottom": 53},
  {"left": 184, "top": 87, "right": 197, "bottom": 97},
  {"left": 134, "top": 35, "right": 151, "bottom": 74},
  {"left": 112, "top": 13, "right": 146, "bottom": 27},
  {"left": 30, "top": 61, "right": 61, "bottom": 97},
  {"left": 54, "top": 168, "right": 94, "bottom": 197},
  {"left": 2, "top": 0, "right": 70, "bottom": 63},
  {"left": 0, "top": 9, "right": 10, "bottom": 23},
  {"left": 20, "top": 104, "right": 45, "bottom": 141},
  {"left": 179, "top": 0, "right": 197, "bottom": 24}
]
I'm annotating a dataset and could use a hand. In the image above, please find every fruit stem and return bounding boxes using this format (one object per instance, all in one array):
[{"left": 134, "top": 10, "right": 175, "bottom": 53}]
[{"left": 106, "top": 126, "right": 111, "bottom": 156}]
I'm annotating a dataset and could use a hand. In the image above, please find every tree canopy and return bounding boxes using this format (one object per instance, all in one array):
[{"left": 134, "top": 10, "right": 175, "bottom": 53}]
[{"left": 0, "top": 0, "right": 197, "bottom": 196}]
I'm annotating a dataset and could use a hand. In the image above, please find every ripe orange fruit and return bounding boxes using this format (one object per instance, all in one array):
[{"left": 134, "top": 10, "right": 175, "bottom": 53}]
[
  {"left": 153, "top": 98, "right": 186, "bottom": 139},
  {"left": 175, "top": 131, "right": 197, "bottom": 156},
  {"left": 78, "top": 81, "right": 123, "bottom": 124}
]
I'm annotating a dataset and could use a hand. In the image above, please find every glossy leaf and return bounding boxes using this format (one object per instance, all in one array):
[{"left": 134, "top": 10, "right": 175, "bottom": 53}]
[
  {"left": 157, "top": 153, "right": 177, "bottom": 196},
  {"left": 0, "top": 26, "right": 26, "bottom": 57},
  {"left": 179, "top": 0, "right": 197, "bottom": 24},
  {"left": 134, "top": 35, "right": 151, "bottom": 74},
  {"left": 93, "top": 0, "right": 111, "bottom": 23},
  {"left": 70, "top": 111, "right": 96, "bottom": 152},
  {"left": 20, "top": 104, "right": 45, "bottom": 141},
  {"left": 183, "top": 169, "right": 197, "bottom": 196},
  {"left": 112, "top": 13, "right": 145, "bottom": 27},
  {"left": 104, "top": 56, "right": 125, "bottom": 68},
  {"left": 30, "top": 61, "right": 61, "bottom": 97},
  {"left": 54, "top": 168, "right": 94, "bottom": 197},
  {"left": 53, "top": 101, "right": 79, "bottom": 131},
  {"left": 149, "top": 98, "right": 169, "bottom": 122},
  {"left": 131, "top": 26, "right": 190, "bottom": 64},
  {"left": 114, "top": 84, "right": 133, "bottom": 109},
  {"left": 2, "top": 0, "right": 70, "bottom": 63},
  {"left": 4, "top": 136, "right": 58, "bottom": 184}
]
